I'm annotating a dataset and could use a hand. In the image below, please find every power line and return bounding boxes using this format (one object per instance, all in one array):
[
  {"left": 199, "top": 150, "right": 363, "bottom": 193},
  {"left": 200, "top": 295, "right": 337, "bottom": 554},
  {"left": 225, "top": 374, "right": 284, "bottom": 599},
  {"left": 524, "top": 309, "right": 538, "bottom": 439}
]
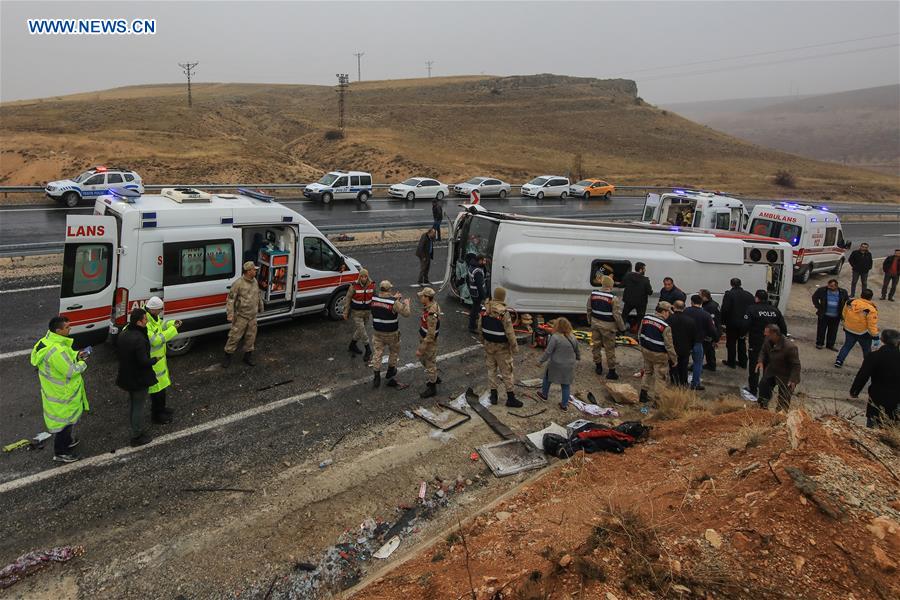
[
  {"left": 353, "top": 52, "right": 364, "bottom": 82},
  {"left": 638, "top": 43, "right": 900, "bottom": 83},
  {"left": 425, "top": 60, "right": 434, "bottom": 78},
  {"left": 178, "top": 61, "right": 199, "bottom": 107},
  {"left": 606, "top": 31, "right": 899, "bottom": 78}
]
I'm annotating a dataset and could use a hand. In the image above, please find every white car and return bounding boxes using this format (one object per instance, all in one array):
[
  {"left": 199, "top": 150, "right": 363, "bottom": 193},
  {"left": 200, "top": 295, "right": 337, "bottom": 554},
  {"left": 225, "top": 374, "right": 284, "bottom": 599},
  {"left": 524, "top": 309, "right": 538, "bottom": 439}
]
[
  {"left": 303, "top": 170, "right": 373, "bottom": 204},
  {"left": 46, "top": 166, "right": 144, "bottom": 208},
  {"left": 453, "top": 177, "right": 511, "bottom": 199},
  {"left": 520, "top": 175, "right": 570, "bottom": 199},
  {"left": 388, "top": 177, "right": 449, "bottom": 201}
]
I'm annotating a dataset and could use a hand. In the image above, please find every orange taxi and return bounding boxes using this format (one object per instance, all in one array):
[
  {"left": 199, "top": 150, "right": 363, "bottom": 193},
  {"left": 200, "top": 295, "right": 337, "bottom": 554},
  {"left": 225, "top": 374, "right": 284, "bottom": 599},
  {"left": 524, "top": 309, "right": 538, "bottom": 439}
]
[{"left": 569, "top": 178, "right": 615, "bottom": 200}]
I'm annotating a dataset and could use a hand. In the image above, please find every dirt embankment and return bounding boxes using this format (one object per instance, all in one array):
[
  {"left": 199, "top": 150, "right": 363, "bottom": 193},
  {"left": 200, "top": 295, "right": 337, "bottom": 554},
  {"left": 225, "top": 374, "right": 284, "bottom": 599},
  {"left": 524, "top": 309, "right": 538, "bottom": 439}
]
[{"left": 351, "top": 408, "right": 900, "bottom": 600}]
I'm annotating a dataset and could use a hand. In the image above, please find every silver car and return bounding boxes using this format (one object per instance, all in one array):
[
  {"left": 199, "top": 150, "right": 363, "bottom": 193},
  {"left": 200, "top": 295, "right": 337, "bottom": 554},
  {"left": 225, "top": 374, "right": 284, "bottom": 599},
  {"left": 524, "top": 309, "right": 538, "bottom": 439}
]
[{"left": 453, "top": 177, "right": 511, "bottom": 198}]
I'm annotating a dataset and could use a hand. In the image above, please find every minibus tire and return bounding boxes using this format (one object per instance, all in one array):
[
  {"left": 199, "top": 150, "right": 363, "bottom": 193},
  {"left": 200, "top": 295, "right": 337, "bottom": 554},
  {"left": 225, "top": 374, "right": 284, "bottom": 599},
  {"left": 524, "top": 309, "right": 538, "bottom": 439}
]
[
  {"left": 63, "top": 192, "right": 80, "bottom": 208},
  {"left": 326, "top": 290, "right": 346, "bottom": 321},
  {"left": 167, "top": 337, "right": 195, "bottom": 356},
  {"left": 321, "top": 192, "right": 333, "bottom": 204}
]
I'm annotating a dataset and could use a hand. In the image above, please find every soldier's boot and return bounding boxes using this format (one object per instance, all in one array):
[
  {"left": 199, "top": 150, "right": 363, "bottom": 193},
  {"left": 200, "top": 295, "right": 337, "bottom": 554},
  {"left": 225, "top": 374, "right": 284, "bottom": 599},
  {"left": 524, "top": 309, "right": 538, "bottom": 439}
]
[
  {"left": 349, "top": 341, "right": 363, "bottom": 355},
  {"left": 373, "top": 371, "right": 381, "bottom": 388},
  {"left": 385, "top": 366, "right": 398, "bottom": 387},
  {"left": 362, "top": 344, "right": 372, "bottom": 362},
  {"left": 436, "top": 376, "right": 442, "bottom": 384},
  {"left": 595, "top": 363, "right": 603, "bottom": 376},
  {"left": 221, "top": 353, "right": 232, "bottom": 368},
  {"left": 639, "top": 389, "right": 650, "bottom": 403},
  {"left": 243, "top": 352, "right": 256, "bottom": 367},
  {"left": 606, "top": 369, "right": 619, "bottom": 381},
  {"left": 489, "top": 389, "right": 499, "bottom": 405},
  {"left": 420, "top": 382, "right": 437, "bottom": 398},
  {"left": 505, "top": 391, "right": 524, "bottom": 408}
]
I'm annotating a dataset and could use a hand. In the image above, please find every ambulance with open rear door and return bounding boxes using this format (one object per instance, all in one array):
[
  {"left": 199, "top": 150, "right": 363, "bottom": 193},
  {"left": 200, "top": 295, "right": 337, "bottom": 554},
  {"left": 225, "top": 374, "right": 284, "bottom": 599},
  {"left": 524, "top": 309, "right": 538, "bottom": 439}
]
[{"left": 60, "top": 187, "right": 360, "bottom": 353}]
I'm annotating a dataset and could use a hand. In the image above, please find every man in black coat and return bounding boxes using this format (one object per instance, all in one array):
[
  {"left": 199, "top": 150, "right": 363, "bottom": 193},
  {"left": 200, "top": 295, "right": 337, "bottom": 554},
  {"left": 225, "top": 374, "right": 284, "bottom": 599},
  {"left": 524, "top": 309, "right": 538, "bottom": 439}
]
[
  {"left": 117, "top": 308, "right": 158, "bottom": 447},
  {"left": 720, "top": 278, "right": 755, "bottom": 369},
  {"left": 684, "top": 295, "right": 716, "bottom": 390},
  {"left": 881, "top": 249, "right": 900, "bottom": 301},
  {"left": 666, "top": 300, "right": 698, "bottom": 387},
  {"left": 431, "top": 199, "right": 443, "bottom": 241},
  {"left": 415, "top": 228, "right": 436, "bottom": 285},
  {"left": 850, "top": 328, "right": 900, "bottom": 427},
  {"left": 659, "top": 277, "right": 687, "bottom": 305},
  {"left": 811, "top": 279, "right": 849, "bottom": 350},
  {"left": 621, "top": 262, "right": 653, "bottom": 332},
  {"left": 742, "top": 290, "right": 788, "bottom": 397},
  {"left": 848, "top": 242, "right": 873, "bottom": 297},
  {"left": 699, "top": 289, "right": 722, "bottom": 371}
]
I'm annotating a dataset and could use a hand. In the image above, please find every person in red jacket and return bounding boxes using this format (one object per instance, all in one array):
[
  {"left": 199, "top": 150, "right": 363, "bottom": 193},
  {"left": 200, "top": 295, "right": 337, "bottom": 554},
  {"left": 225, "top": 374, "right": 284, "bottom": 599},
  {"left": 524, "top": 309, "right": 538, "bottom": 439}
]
[{"left": 880, "top": 249, "right": 899, "bottom": 302}]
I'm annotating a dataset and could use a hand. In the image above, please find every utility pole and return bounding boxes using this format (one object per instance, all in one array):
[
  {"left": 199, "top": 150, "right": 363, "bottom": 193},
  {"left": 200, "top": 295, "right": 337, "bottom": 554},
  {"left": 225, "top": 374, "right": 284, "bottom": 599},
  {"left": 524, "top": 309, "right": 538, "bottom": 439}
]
[
  {"left": 353, "top": 52, "right": 364, "bottom": 82},
  {"left": 178, "top": 61, "right": 199, "bottom": 107},
  {"left": 335, "top": 73, "right": 350, "bottom": 131},
  {"left": 425, "top": 60, "right": 434, "bottom": 78}
]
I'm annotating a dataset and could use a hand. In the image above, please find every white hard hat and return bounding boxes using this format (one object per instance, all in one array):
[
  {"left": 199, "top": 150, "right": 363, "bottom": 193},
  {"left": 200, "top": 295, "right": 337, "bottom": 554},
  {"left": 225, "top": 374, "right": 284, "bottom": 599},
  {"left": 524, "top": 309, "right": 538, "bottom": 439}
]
[{"left": 146, "top": 296, "right": 164, "bottom": 310}]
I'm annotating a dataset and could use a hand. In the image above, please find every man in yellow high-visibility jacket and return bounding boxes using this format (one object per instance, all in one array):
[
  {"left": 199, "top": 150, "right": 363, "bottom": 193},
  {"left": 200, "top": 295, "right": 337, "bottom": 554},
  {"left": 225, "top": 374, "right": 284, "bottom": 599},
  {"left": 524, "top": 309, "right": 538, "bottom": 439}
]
[
  {"left": 144, "top": 296, "right": 181, "bottom": 425},
  {"left": 30, "top": 316, "right": 90, "bottom": 463}
]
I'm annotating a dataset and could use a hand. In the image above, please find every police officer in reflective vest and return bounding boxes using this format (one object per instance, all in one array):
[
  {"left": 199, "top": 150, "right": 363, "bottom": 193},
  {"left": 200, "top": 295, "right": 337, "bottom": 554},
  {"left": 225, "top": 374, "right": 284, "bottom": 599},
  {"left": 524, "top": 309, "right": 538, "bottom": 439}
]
[
  {"left": 587, "top": 274, "right": 626, "bottom": 380},
  {"left": 639, "top": 302, "right": 678, "bottom": 403},
  {"left": 416, "top": 287, "right": 441, "bottom": 398},
  {"left": 478, "top": 286, "right": 523, "bottom": 407},
  {"left": 144, "top": 296, "right": 181, "bottom": 425},
  {"left": 467, "top": 255, "right": 487, "bottom": 333},
  {"left": 370, "top": 280, "right": 411, "bottom": 388},
  {"left": 344, "top": 268, "right": 374, "bottom": 362},
  {"left": 30, "top": 316, "right": 90, "bottom": 463}
]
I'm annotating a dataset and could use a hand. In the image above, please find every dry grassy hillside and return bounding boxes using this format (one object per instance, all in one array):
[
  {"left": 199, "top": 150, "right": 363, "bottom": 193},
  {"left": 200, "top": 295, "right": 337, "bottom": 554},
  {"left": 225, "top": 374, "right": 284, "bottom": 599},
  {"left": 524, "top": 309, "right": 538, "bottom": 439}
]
[
  {"left": 2, "top": 74, "right": 898, "bottom": 201},
  {"left": 670, "top": 85, "right": 900, "bottom": 177}
]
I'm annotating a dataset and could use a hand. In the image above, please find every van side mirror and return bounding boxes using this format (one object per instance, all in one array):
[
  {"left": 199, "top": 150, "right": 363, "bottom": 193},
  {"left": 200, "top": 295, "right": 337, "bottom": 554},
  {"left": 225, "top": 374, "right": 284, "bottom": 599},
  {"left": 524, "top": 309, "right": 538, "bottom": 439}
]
[{"left": 843, "top": 240, "right": 852, "bottom": 250}]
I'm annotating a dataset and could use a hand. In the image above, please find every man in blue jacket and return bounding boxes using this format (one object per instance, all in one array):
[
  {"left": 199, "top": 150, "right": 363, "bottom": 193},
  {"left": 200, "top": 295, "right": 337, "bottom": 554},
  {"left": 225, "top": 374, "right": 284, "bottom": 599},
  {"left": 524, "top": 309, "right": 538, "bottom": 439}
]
[{"left": 811, "top": 279, "right": 848, "bottom": 350}]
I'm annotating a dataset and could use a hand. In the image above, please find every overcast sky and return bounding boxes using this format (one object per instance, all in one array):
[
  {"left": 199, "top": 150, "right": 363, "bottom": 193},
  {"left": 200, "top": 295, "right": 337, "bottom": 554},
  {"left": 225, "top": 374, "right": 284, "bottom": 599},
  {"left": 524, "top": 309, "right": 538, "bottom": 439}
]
[{"left": 2, "top": 1, "right": 898, "bottom": 104}]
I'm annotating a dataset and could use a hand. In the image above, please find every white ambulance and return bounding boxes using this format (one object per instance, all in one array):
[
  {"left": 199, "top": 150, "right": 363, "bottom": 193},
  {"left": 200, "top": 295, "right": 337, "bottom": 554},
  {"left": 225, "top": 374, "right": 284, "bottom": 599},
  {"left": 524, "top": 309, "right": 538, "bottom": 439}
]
[
  {"left": 446, "top": 204, "right": 793, "bottom": 314},
  {"left": 641, "top": 189, "right": 749, "bottom": 232},
  {"left": 61, "top": 188, "right": 361, "bottom": 353},
  {"left": 746, "top": 202, "right": 850, "bottom": 283}
]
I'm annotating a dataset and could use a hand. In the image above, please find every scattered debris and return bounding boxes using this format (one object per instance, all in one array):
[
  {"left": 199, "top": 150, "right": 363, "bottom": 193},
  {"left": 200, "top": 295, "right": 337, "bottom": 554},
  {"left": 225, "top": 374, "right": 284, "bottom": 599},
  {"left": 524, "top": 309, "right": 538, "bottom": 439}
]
[
  {"left": 525, "top": 423, "right": 567, "bottom": 451},
  {"left": 0, "top": 545, "right": 85, "bottom": 590},
  {"left": 704, "top": 528, "right": 723, "bottom": 549},
  {"left": 465, "top": 388, "right": 516, "bottom": 440},
  {"left": 330, "top": 432, "right": 348, "bottom": 451},
  {"left": 735, "top": 462, "right": 761, "bottom": 478},
  {"left": 569, "top": 397, "right": 619, "bottom": 417},
  {"left": 412, "top": 403, "right": 470, "bottom": 431},
  {"left": 2, "top": 439, "right": 29, "bottom": 453},
  {"left": 740, "top": 387, "right": 758, "bottom": 403},
  {"left": 785, "top": 466, "right": 846, "bottom": 520},
  {"left": 509, "top": 407, "right": 547, "bottom": 419},
  {"left": 518, "top": 378, "right": 543, "bottom": 388},
  {"left": 476, "top": 439, "right": 547, "bottom": 477},
  {"left": 255, "top": 379, "right": 293, "bottom": 392},
  {"left": 427, "top": 430, "right": 454, "bottom": 444},
  {"left": 319, "top": 459, "right": 333, "bottom": 469},
  {"left": 373, "top": 536, "right": 400, "bottom": 559}
]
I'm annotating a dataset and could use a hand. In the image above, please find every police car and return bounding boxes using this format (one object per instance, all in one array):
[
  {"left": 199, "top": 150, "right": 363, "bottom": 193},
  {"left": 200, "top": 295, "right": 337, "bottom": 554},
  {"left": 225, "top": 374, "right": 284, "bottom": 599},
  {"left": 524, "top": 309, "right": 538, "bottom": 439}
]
[
  {"left": 303, "top": 170, "right": 372, "bottom": 204},
  {"left": 45, "top": 166, "right": 144, "bottom": 208}
]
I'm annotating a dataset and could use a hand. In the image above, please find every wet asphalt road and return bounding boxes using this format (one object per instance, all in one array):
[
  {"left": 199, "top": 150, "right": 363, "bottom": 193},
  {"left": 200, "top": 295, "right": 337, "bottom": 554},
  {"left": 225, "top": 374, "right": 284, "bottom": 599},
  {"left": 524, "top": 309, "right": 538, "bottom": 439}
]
[{"left": 1, "top": 194, "right": 898, "bottom": 255}]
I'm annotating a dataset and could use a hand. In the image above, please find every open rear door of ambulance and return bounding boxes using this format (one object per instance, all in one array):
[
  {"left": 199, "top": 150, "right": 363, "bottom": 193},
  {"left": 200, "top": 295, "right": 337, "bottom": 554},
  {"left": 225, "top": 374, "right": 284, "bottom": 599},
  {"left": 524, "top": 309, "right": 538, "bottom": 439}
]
[
  {"left": 642, "top": 193, "right": 661, "bottom": 222},
  {"left": 60, "top": 215, "right": 119, "bottom": 349}
]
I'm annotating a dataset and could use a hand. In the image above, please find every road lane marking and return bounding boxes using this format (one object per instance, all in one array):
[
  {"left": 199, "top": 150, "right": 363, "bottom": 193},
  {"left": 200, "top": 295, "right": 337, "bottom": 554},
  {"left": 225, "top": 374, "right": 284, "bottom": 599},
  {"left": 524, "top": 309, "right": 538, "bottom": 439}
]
[
  {"left": 0, "top": 349, "right": 32, "bottom": 360},
  {"left": 884, "top": 233, "right": 900, "bottom": 237},
  {"left": 0, "top": 284, "right": 58, "bottom": 294},
  {"left": 0, "top": 343, "right": 481, "bottom": 494},
  {"left": 409, "top": 280, "right": 445, "bottom": 288},
  {"left": 352, "top": 208, "right": 425, "bottom": 213}
]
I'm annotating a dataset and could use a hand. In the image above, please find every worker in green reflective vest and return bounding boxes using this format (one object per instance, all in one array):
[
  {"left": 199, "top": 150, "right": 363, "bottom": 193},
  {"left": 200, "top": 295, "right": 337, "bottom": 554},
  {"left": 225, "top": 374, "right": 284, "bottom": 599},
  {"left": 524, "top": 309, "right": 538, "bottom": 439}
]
[
  {"left": 30, "top": 316, "right": 90, "bottom": 463},
  {"left": 144, "top": 296, "right": 181, "bottom": 425}
]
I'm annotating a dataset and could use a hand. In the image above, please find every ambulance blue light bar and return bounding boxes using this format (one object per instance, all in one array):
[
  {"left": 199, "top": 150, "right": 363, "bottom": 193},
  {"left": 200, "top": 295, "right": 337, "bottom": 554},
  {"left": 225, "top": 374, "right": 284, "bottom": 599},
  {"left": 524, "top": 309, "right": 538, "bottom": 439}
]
[
  {"left": 238, "top": 188, "right": 274, "bottom": 202},
  {"left": 109, "top": 187, "right": 141, "bottom": 203}
]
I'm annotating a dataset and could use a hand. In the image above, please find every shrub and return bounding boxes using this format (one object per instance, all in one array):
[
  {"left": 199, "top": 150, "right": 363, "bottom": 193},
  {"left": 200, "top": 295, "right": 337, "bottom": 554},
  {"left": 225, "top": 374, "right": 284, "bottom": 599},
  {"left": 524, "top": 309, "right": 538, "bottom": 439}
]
[
  {"left": 773, "top": 170, "right": 796, "bottom": 188},
  {"left": 323, "top": 129, "right": 344, "bottom": 141}
]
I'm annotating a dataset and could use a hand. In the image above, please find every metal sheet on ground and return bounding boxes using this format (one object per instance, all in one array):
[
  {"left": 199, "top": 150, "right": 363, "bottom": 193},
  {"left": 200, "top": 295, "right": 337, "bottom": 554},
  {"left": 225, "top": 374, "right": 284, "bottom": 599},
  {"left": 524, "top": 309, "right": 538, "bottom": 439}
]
[
  {"left": 412, "top": 403, "right": 471, "bottom": 431},
  {"left": 476, "top": 439, "right": 548, "bottom": 477},
  {"left": 465, "top": 388, "right": 516, "bottom": 440}
]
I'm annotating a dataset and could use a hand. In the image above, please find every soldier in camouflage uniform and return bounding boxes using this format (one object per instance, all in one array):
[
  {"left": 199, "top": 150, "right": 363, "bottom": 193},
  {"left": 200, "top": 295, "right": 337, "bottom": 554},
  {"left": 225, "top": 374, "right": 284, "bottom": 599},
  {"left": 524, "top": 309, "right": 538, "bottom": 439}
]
[
  {"left": 223, "top": 261, "right": 265, "bottom": 368},
  {"left": 587, "top": 274, "right": 626, "bottom": 380},
  {"left": 477, "top": 286, "right": 522, "bottom": 407},
  {"left": 369, "top": 280, "right": 411, "bottom": 388},
  {"left": 344, "top": 268, "right": 374, "bottom": 362},
  {"left": 416, "top": 287, "right": 441, "bottom": 398}
]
